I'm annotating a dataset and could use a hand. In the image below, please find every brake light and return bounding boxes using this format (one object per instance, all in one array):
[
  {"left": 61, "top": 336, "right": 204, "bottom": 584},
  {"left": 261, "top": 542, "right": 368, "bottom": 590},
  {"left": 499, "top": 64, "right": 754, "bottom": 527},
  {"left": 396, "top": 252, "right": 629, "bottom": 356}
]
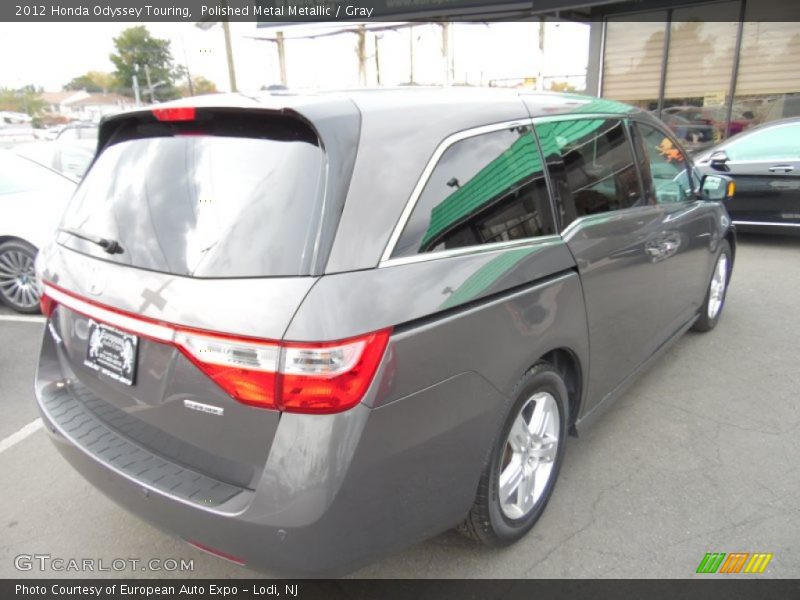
[
  {"left": 174, "top": 329, "right": 390, "bottom": 413},
  {"left": 40, "top": 292, "right": 56, "bottom": 318},
  {"left": 174, "top": 331, "right": 280, "bottom": 409},
  {"left": 41, "top": 282, "right": 391, "bottom": 414},
  {"left": 152, "top": 107, "right": 196, "bottom": 122},
  {"left": 281, "top": 331, "right": 391, "bottom": 414}
]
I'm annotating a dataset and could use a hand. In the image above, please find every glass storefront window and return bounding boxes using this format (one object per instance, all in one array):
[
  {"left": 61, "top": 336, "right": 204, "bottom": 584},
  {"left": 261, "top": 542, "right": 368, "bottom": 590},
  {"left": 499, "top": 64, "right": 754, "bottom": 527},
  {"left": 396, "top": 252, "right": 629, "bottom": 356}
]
[
  {"left": 601, "top": 0, "right": 800, "bottom": 148},
  {"left": 602, "top": 14, "right": 667, "bottom": 111},
  {"left": 733, "top": 16, "right": 800, "bottom": 131},
  {"left": 661, "top": 2, "right": 740, "bottom": 154}
]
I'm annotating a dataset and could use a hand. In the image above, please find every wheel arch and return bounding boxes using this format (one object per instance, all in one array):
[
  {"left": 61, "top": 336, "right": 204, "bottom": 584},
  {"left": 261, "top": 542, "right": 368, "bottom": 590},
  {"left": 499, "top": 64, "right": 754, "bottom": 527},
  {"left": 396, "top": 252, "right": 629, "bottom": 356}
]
[
  {"left": 0, "top": 235, "right": 38, "bottom": 250},
  {"left": 538, "top": 347, "right": 583, "bottom": 436},
  {"left": 724, "top": 227, "right": 736, "bottom": 266}
]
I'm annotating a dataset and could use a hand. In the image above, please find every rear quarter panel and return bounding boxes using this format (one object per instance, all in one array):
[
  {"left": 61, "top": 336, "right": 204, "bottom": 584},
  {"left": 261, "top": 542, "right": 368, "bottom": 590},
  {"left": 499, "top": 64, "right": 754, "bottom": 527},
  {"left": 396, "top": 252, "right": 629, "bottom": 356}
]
[{"left": 286, "top": 240, "right": 588, "bottom": 411}]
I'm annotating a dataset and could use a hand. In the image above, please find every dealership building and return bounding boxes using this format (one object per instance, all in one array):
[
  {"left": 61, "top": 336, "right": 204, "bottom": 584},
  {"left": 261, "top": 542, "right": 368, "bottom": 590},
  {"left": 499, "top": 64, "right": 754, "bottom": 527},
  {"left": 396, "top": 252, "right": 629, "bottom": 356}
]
[
  {"left": 576, "top": 0, "right": 800, "bottom": 145},
  {"left": 343, "top": 0, "right": 798, "bottom": 145}
]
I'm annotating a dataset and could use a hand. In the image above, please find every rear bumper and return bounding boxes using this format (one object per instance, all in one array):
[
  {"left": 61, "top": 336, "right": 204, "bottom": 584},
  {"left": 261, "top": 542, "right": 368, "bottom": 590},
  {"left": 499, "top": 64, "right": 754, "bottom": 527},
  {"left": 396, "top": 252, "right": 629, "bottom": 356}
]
[{"left": 35, "top": 324, "right": 507, "bottom": 575}]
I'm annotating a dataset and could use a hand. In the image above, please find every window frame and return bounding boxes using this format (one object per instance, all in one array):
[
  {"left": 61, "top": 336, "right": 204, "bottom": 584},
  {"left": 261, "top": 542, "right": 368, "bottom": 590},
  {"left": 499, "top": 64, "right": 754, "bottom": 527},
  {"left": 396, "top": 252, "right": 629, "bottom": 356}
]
[
  {"left": 379, "top": 118, "right": 561, "bottom": 268},
  {"left": 531, "top": 113, "right": 656, "bottom": 234},
  {"left": 629, "top": 117, "right": 698, "bottom": 205}
]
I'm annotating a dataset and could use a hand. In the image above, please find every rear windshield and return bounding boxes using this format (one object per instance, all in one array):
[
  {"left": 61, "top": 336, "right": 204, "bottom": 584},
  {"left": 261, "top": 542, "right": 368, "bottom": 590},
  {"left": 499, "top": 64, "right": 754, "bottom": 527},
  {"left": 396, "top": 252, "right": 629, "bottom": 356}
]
[{"left": 57, "top": 113, "right": 325, "bottom": 278}]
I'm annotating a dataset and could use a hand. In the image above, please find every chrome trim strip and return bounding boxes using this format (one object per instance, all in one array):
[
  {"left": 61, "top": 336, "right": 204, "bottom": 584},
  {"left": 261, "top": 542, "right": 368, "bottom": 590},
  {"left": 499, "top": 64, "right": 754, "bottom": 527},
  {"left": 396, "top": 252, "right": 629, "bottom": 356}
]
[
  {"left": 45, "top": 284, "right": 175, "bottom": 342},
  {"left": 699, "top": 158, "right": 800, "bottom": 166},
  {"left": 183, "top": 399, "right": 225, "bottom": 416},
  {"left": 732, "top": 220, "right": 800, "bottom": 228},
  {"left": 379, "top": 235, "right": 563, "bottom": 268},
  {"left": 531, "top": 112, "right": 635, "bottom": 124},
  {"left": 378, "top": 118, "right": 532, "bottom": 264}
]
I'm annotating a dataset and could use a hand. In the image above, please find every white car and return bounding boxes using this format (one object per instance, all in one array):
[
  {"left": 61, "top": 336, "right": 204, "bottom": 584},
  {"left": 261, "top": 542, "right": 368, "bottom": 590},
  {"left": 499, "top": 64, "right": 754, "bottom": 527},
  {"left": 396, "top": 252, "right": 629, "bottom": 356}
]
[{"left": 0, "top": 150, "right": 76, "bottom": 313}]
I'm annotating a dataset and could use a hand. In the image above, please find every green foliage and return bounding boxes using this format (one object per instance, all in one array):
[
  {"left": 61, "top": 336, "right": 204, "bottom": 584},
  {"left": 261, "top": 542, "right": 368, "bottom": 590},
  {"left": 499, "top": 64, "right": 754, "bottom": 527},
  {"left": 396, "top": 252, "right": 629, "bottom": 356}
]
[
  {"left": 110, "top": 26, "right": 182, "bottom": 101},
  {"left": 0, "top": 85, "right": 45, "bottom": 116},
  {"left": 548, "top": 81, "right": 576, "bottom": 93},
  {"left": 64, "top": 71, "right": 116, "bottom": 93},
  {"left": 179, "top": 76, "right": 218, "bottom": 97}
]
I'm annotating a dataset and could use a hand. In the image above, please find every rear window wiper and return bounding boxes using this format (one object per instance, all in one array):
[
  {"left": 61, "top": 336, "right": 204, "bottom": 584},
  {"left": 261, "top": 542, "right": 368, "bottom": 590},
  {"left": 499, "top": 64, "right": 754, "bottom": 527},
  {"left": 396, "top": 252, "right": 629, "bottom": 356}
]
[{"left": 57, "top": 227, "right": 124, "bottom": 255}]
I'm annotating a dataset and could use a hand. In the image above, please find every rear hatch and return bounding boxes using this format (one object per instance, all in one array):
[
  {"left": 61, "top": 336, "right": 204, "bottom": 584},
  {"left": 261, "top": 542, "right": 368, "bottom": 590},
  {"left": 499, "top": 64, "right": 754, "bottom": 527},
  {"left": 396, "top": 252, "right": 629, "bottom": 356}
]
[{"left": 39, "top": 107, "right": 330, "bottom": 490}]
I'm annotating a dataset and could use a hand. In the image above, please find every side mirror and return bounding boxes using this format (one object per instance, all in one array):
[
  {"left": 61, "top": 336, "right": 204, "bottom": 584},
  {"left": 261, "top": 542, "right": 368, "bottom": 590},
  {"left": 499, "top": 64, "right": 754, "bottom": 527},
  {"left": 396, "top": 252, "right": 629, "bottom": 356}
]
[
  {"left": 709, "top": 150, "right": 730, "bottom": 171},
  {"left": 700, "top": 173, "right": 736, "bottom": 201}
]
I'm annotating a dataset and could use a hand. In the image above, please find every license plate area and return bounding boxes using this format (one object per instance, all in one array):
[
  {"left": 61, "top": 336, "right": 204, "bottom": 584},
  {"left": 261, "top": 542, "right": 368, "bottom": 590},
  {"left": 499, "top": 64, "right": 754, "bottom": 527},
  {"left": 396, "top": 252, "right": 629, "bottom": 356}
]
[{"left": 83, "top": 320, "right": 138, "bottom": 386}]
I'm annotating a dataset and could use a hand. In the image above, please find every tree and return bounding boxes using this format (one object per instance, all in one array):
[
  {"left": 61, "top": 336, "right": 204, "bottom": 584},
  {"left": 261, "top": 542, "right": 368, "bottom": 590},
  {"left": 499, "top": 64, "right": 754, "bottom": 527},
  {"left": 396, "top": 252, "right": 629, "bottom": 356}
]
[
  {"left": 64, "top": 71, "right": 116, "bottom": 93},
  {"left": 548, "top": 81, "right": 576, "bottom": 93},
  {"left": 110, "top": 26, "right": 182, "bottom": 102},
  {"left": 0, "top": 85, "right": 45, "bottom": 116},
  {"left": 178, "top": 76, "right": 218, "bottom": 97}
]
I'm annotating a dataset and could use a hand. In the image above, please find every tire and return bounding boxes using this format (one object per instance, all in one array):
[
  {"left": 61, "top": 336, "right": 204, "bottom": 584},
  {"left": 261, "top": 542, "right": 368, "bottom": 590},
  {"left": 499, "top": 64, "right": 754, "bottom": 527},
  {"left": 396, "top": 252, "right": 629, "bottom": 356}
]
[
  {"left": 459, "top": 363, "right": 568, "bottom": 547},
  {"left": 0, "top": 240, "right": 41, "bottom": 314},
  {"left": 691, "top": 240, "right": 731, "bottom": 333}
]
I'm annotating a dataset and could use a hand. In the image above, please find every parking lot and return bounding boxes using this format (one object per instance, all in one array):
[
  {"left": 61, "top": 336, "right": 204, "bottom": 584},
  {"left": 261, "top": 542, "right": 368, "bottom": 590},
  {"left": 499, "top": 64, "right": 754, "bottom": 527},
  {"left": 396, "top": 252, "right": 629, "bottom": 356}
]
[{"left": 0, "top": 233, "right": 797, "bottom": 579}]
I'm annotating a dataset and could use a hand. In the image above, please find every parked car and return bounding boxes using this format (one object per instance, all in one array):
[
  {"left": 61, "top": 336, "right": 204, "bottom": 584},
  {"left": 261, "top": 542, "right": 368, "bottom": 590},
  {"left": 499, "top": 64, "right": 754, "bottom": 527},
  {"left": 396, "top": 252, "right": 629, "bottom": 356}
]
[
  {"left": 34, "top": 90, "right": 736, "bottom": 575},
  {"left": 14, "top": 122, "right": 98, "bottom": 180},
  {"left": 695, "top": 117, "right": 800, "bottom": 233},
  {"left": 0, "top": 150, "right": 76, "bottom": 312},
  {"left": 654, "top": 110, "right": 716, "bottom": 154},
  {"left": 0, "top": 111, "right": 36, "bottom": 146},
  {"left": 662, "top": 105, "right": 753, "bottom": 138},
  {"left": 14, "top": 139, "right": 94, "bottom": 181}
]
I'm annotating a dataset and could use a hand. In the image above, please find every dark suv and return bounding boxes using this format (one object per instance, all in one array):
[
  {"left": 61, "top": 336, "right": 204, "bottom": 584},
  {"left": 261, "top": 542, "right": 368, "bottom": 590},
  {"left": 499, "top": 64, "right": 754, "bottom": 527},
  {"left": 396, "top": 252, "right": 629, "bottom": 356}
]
[{"left": 34, "top": 89, "right": 735, "bottom": 574}]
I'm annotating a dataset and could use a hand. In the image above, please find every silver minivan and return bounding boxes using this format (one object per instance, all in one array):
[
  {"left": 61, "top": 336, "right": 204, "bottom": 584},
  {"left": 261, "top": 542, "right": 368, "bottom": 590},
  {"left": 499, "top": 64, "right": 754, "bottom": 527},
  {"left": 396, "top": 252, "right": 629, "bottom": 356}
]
[{"left": 34, "top": 89, "right": 735, "bottom": 574}]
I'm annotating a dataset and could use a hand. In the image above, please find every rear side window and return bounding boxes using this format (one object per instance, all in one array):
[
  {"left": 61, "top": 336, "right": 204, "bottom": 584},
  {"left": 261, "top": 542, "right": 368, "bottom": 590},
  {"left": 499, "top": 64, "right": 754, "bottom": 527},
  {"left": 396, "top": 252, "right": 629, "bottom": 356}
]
[
  {"left": 390, "top": 125, "right": 556, "bottom": 259},
  {"left": 535, "top": 118, "right": 644, "bottom": 228},
  {"left": 58, "top": 113, "right": 325, "bottom": 278}
]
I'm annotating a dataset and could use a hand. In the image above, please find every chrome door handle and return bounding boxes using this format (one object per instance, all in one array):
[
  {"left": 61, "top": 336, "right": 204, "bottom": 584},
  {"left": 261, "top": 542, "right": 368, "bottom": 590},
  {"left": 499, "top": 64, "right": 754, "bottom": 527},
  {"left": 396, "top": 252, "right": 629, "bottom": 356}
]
[{"left": 769, "top": 164, "right": 794, "bottom": 173}]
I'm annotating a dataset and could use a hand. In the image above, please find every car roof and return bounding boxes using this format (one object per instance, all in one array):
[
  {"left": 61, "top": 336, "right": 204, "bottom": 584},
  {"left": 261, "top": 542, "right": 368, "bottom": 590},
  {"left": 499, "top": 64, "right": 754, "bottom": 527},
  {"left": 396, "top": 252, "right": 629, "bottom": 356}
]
[{"left": 99, "top": 87, "right": 641, "bottom": 128}]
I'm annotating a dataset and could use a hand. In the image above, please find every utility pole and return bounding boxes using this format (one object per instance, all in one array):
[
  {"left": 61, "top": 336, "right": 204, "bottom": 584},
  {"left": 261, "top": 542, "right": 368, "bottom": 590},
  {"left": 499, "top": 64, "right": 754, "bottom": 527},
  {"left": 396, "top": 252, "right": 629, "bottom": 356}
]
[
  {"left": 374, "top": 33, "right": 382, "bottom": 86},
  {"left": 195, "top": 7, "right": 237, "bottom": 92},
  {"left": 537, "top": 18, "right": 546, "bottom": 91},
  {"left": 132, "top": 73, "right": 141, "bottom": 105},
  {"left": 182, "top": 38, "right": 195, "bottom": 96},
  {"left": 276, "top": 31, "right": 287, "bottom": 86},
  {"left": 144, "top": 64, "right": 154, "bottom": 102},
  {"left": 441, "top": 23, "right": 451, "bottom": 86},
  {"left": 357, "top": 25, "right": 367, "bottom": 87},
  {"left": 409, "top": 25, "right": 415, "bottom": 85},
  {"left": 222, "top": 19, "right": 237, "bottom": 92}
]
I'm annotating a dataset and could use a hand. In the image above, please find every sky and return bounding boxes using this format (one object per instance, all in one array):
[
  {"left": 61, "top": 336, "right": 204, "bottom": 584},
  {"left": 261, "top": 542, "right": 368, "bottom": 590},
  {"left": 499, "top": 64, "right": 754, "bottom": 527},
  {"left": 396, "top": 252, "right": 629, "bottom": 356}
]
[{"left": 0, "top": 20, "right": 590, "bottom": 93}]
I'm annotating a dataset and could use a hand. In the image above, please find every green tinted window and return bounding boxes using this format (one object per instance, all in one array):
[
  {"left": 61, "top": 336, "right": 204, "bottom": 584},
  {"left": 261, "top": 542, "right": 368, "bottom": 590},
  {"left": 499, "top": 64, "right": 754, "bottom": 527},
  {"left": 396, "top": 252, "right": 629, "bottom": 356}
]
[
  {"left": 391, "top": 126, "right": 556, "bottom": 259},
  {"left": 725, "top": 123, "right": 800, "bottom": 161},
  {"left": 634, "top": 122, "right": 694, "bottom": 204},
  {"left": 535, "top": 118, "right": 644, "bottom": 227}
]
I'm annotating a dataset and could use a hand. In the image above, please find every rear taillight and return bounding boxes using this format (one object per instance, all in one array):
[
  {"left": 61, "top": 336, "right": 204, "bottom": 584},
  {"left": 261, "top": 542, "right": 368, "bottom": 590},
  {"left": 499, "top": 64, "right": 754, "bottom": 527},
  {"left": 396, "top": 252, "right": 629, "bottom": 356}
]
[
  {"left": 174, "top": 330, "right": 280, "bottom": 409},
  {"left": 41, "top": 282, "right": 391, "bottom": 414},
  {"left": 40, "top": 292, "right": 56, "bottom": 318},
  {"left": 174, "top": 329, "right": 390, "bottom": 413},
  {"left": 281, "top": 331, "right": 391, "bottom": 414}
]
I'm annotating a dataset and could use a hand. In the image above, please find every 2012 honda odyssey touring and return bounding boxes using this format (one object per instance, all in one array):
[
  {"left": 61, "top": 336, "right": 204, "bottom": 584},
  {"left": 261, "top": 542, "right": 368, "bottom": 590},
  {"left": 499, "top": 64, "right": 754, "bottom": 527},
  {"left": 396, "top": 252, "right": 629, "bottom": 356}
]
[{"left": 34, "top": 89, "right": 736, "bottom": 575}]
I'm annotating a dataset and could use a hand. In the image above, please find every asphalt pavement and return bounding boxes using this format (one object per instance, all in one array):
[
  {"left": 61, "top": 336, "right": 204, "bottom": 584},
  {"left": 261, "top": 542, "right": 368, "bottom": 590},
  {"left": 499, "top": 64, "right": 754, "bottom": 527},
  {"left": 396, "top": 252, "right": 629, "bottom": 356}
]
[{"left": 0, "top": 234, "right": 798, "bottom": 578}]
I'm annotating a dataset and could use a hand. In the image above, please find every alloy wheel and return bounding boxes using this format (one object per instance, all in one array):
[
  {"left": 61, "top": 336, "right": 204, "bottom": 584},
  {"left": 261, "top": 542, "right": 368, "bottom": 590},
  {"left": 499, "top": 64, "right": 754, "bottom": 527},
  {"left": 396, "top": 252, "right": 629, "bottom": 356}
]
[
  {"left": 0, "top": 248, "right": 40, "bottom": 311},
  {"left": 498, "top": 391, "right": 561, "bottom": 520},
  {"left": 707, "top": 253, "right": 728, "bottom": 320}
]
